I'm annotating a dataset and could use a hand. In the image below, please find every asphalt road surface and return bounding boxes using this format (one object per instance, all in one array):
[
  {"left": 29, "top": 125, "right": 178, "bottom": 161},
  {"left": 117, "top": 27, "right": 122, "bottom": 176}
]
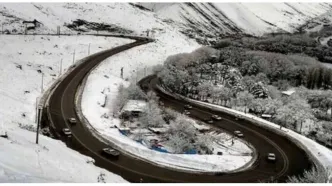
[{"left": 47, "top": 39, "right": 312, "bottom": 183}]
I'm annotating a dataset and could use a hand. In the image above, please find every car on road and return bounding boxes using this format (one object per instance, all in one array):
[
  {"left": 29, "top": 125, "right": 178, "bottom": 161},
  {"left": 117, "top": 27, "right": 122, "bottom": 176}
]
[
  {"left": 68, "top": 117, "right": 77, "bottom": 124},
  {"left": 235, "top": 115, "right": 244, "bottom": 121},
  {"left": 183, "top": 110, "right": 191, "bottom": 115},
  {"left": 234, "top": 130, "right": 244, "bottom": 137},
  {"left": 204, "top": 118, "right": 214, "bottom": 124},
  {"left": 62, "top": 128, "right": 72, "bottom": 136},
  {"left": 184, "top": 104, "right": 193, "bottom": 109},
  {"left": 211, "top": 114, "right": 222, "bottom": 120},
  {"left": 102, "top": 147, "right": 120, "bottom": 157},
  {"left": 267, "top": 153, "right": 276, "bottom": 162}
]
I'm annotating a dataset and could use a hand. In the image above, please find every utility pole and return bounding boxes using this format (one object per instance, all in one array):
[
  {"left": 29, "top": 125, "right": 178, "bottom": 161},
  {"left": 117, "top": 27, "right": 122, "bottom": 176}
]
[
  {"left": 88, "top": 43, "right": 91, "bottom": 55},
  {"left": 35, "top": 97, "right": 38, "bottom": 123},
  {"left": 41, "top": 73, "right": 44, "bottom": 93},
  {"left": 135, "top": 67, "right": 138, "bottom": 83},
  {"left": 72, "top": 49, "right": 76, "bottom": 64},
  {"left": 1, "top": 23, "right": 3, "bottom": 35},
  {"left": 144, "top": 66, "right": 147, "bottom": 77},
  {"left": 36, "top": 105, "right": 42, "bottom": 144},
  {"left": 59, "top": 59, "right": 63, "bottom": 76}
]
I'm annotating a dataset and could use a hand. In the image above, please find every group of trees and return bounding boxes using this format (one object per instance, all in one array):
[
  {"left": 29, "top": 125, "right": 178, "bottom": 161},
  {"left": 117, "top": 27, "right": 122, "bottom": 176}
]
[
  {"left": 112, "top": 83, "right": 147, "bottom": 115},
  {"left": 157, "top": 34, "right": 332, "bottom": 148},
  {"left": 287, "top": 167, "right": 331, "bottom": 183},
  {"left": 215, "top": 33, "right": 332, "bottom": 64}
]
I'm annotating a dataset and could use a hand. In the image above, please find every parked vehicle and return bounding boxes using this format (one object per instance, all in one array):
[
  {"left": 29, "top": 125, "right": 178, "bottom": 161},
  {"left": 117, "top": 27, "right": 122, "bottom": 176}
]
[
  {"left": 267, "top": 153, "right": 276, "bottom": 162},
  {"left": 211, "top": 114, "right": 222, "bottom": 120},
  {"left": 234, "top": 130, "right": 244, "bottom": 137},
  {"left": 62, "top": 128, "right": 72, "bottom": 136},
  {"left": 102, "top": 147, "right": 120, "bottom": 157}
]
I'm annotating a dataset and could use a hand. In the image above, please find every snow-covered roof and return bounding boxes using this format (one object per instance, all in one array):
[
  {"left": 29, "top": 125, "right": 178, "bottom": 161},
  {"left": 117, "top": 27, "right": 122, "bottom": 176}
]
[
  {"left": 281, "top": 89, "right": 296, "bottom": 96},
  {"left": 261, "top": 114, "right": 272, "bottom": 118},
  {"left": 148, "top": 127, "right": 169, "bottom": 133},
  {"left": 131, "top": 128, "right": 151, "bottom": 134},
  {"left": 193, "top": 123, "right": 210, "bottom": 131},
  {"left": 121, "top": 100, "right": 147, "bottom": 112}
]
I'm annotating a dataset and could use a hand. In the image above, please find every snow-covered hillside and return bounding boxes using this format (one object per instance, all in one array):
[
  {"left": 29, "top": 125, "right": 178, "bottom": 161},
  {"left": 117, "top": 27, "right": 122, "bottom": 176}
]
[
  {"left": 0, "top": 35, "right": 132, "bottom": 182},
  {"left": 140, "top": 3, "right": 332, "bottom": 36}
]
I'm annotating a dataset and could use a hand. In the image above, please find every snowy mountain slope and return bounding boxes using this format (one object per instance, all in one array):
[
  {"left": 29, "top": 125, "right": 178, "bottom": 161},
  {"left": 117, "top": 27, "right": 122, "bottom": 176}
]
[
  {"left": 140, "top": 3, "right": 332, "bottom": 36},
  {"left": 0, "top": 3, "right": 171, "bottom": 35},
  {"left": 0, "top": 35, "right": 132, "bottom": 182}
]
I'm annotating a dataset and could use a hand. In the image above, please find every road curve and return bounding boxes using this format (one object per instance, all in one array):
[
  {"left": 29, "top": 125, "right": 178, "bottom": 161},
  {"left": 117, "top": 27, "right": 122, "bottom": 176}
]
[{"left": 45, "top": 38, "right": 312, "bottom": 183}]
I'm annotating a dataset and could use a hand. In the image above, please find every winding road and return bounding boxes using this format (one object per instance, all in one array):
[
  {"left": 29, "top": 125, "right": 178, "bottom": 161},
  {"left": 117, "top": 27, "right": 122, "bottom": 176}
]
[{"left": 45, "top": 37, "right": 312, "bottom": 183}]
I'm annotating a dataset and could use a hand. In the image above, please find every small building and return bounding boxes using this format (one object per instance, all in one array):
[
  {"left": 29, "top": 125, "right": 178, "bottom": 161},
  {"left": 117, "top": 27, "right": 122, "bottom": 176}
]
[
  {"left": 261, "top": 114, "right": 272, "bottom": 119},
  {"left": 120, "top": 100, "right": 147, "bottom": 119},
  {"left": 148, "top": 127, "right": 169, "bottom": 134},
  {"left": 118, "top": 127, "right": 130, "bottom": 136},
  {"left": 281, "top": 89, "right": 296, "bottom": 97},
  {"left": 193, "top": 123, "right": 210, "bottom": 132}
]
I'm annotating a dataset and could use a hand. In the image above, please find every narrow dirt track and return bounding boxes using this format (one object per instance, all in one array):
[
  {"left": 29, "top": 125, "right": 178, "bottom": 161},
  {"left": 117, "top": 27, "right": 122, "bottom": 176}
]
[{"left": 46, "top": 39, "right": 312, "bottom": 183}]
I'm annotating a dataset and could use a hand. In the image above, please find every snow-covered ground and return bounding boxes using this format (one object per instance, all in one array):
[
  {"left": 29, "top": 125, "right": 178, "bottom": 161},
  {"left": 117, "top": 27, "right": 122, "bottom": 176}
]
[
  {"left": 0, "top": 127, "right": 126, "bottom": 183},
  {"left": 0, "top": 35, "right": 132, "bottom": 182}
]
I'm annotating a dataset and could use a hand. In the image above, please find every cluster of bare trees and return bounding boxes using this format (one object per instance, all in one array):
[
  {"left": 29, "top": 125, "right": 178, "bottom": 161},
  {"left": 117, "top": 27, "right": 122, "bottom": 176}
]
[
  {"left": 112, "top": 82, "right": 147, "bottom": 116},
  {"left": 112, "top": 83, "right": 215, "bottom": 154},
  {"left": 287, "top": 167, "right": 331, "bottom": 183}
]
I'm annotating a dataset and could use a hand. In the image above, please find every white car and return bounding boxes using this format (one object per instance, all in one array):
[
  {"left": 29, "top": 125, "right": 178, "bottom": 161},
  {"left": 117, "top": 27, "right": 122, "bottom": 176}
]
[
  {"left": 234, "top": 130, "right": 244, "bottom": 137},
  {"left": 211, "top": 114, "right": 222, "bottom": 120},
  {"left": 62, "top": 128, "right": 72, "bottom": 136},
  {"left": 267, "top": 153, "right": 276, "bottom": 162},
  {"left": 68, "top": 117, "right": 77, "bottom": 124}
]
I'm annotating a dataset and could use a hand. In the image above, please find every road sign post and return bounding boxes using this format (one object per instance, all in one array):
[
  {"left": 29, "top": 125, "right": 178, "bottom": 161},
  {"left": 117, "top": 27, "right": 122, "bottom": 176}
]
[{"left": 36, "top": 106, "right": 42, "bottom": 144}]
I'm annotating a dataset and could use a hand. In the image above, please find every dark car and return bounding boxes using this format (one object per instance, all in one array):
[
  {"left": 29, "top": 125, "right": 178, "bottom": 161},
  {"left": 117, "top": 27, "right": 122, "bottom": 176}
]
[
  {"left": 184, "top": 104, "right": 193, "bottom": 109},
  {"left": 204, "top": 118, "right": 214, "bottom": 124},
  {"left": 183, "top": 110, "right": 191, "bottom": 115},
  {"left": 68, "top": 117, "right": 77, "bottom": 125},
  {"left": 62, "top": 128, "right": 72, "bottom": 136},
  {"left": 267, "top": 153, "right": 276, "bottom": 162},
  {"left": 102, "top": 147, "right": 120, "bottom": 157},
  {"left": 234, "top": 130, "right": 244, "bottom": 137}
]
